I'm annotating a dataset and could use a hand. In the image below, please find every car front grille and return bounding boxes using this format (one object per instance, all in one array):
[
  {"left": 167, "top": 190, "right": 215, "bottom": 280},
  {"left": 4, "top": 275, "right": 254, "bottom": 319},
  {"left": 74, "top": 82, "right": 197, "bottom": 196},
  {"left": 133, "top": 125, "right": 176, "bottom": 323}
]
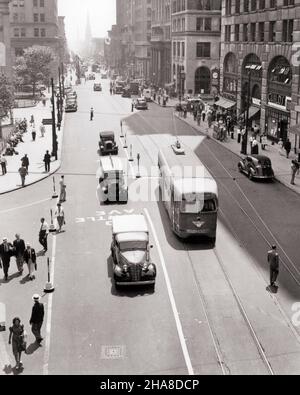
[{"left": 129, "top": 265, "right": 141, "bottom": 282}]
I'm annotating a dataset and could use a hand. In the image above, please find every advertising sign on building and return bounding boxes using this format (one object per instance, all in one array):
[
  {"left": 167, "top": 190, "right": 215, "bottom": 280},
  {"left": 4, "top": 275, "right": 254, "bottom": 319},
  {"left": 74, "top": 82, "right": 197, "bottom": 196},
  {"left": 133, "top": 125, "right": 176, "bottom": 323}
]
[{"left": 211, "top": 68, "right": 220, "bottom": 88}]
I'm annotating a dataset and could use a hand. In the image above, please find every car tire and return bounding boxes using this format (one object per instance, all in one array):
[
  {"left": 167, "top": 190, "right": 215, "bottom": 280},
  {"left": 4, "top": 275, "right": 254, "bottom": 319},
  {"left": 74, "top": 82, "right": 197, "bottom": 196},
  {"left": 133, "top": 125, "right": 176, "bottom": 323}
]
[
  {"left": 248, "top": 171, "right": 254, "bottom": 181},
  {"left": 238, "top": 164, "right": 243, "bottom": 173}
]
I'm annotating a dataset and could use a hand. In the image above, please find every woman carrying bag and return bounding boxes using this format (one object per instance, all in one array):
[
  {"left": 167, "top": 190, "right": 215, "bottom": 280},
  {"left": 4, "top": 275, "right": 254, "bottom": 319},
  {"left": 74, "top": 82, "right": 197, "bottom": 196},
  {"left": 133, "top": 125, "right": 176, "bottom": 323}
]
[{"left": 9, "top": 317, "right": 27, "bottom": 370}]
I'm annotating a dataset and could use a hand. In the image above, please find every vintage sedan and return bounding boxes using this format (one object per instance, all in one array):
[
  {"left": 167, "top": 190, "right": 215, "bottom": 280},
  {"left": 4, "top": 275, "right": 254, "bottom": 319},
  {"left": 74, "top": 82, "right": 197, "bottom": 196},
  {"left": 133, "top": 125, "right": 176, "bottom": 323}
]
[
  {"left": 135, "top": 98, "right": 148, "bottom": 110},
  {"left": 99, "top": 131, "right": 119, "bottom": 155},
  {"left": 65, "top": 99, "right": 78, "bottom": 113},
  {"left": 93, "top": 83, "right": 102, "bottom": 92},
  {"left": 238, "top": 155, "right": 274, "bottom": 181}
]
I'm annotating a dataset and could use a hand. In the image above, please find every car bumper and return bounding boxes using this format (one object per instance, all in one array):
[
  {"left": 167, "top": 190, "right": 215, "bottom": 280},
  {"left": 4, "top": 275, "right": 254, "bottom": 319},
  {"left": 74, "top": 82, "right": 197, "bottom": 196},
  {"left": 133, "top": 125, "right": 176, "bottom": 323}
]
[{"left": 116, "top": 280, "right": 155, "bottom": 286}]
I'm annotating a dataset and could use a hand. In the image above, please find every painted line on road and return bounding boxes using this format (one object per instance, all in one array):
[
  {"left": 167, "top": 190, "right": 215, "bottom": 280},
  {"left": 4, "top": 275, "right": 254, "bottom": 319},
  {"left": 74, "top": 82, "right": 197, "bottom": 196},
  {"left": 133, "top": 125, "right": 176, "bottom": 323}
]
[
  {"left": 0, "top": 198, "right": 51, "bottom": 215},
  {"left": 43, "top": 235, "right": 56, "bottom": 376},
  {"left": 118, "top": 136, "right": 135, "bottom": 178},
  {"left": 144, "top": 208, "right": 194, "bottom": 376}
]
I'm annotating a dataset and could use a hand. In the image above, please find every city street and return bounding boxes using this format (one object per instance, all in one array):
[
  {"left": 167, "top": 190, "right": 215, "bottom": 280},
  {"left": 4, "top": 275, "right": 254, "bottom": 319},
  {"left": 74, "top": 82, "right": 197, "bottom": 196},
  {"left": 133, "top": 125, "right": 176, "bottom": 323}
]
[{"left": 1, "top": 76, "right": 300, "bottom": 375}]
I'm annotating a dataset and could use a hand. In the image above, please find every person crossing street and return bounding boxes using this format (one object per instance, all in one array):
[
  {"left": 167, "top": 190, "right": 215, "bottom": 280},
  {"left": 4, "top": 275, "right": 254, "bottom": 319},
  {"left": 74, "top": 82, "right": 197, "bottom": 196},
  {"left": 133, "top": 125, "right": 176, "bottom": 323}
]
[
  {"left": 29, "top": 294, "right": 44, "bottom": 345},
  {"left": 268, "top": 245, "right": 279, "bottom": 288},
  {"left": 38, "top": 218, "right": 49, "bottom": 253},
  {"left": 13, "top": 234, "right": 26, "bottom": 275},
  {"left": 90, "top": 107, "right": 94, "bottom": 121}
]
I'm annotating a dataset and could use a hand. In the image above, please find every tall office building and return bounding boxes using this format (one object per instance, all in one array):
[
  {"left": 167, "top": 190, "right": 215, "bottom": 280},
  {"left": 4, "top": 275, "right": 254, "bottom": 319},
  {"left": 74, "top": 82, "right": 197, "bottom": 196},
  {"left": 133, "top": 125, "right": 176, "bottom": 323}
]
[
  {"left": 172, "top": 0, "right": 222, "bottom": 97},
  {"left": 9, "top": 0, "right": 60, "bottom": 61},
  {"left": 0, "top": 0, "right": 12, "bottom": 78},
  {"left": 151, "top": 0, "right": 172, "bottom": 87},
  {"left": 220, "top": 0, "right": 300, "bottom": 148}
]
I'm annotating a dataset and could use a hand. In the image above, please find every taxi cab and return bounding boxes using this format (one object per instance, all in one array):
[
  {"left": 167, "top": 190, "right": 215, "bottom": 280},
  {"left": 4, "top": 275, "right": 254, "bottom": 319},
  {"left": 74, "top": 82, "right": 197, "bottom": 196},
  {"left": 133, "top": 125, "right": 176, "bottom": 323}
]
[{"left": 111, "top": 215, "right": 156, "bottom": 289}]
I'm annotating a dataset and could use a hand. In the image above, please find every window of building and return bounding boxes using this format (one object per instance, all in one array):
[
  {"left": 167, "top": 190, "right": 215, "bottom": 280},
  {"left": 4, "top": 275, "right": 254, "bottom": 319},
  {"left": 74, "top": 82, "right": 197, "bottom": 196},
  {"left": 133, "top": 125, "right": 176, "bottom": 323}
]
[
  {"left": 196, "top": 17, "right": 202, "bottom": 31},
  {"left": 19, "top": 0, "right": 24, "bottom": 6},
  {"left": 270, "top": 0, "right": 276, "bottom": 7},
  {"left": 282, "top": 19, "right": 293, "bottom": 42},
  {"left": 177, "top": 42, "right": 180, "bottom": 56},
  {"left": 14, "top": 28, "right": 19, "bottom": 37},
  {"left": 33, "top": 0, "right": 38, "bottom": 6},
  {"left": 234, "top": 24, "right": 240, "bottom": 41},
  {"left": 243, "top": 24, "right": 248, "bottom": 41},
  {"left": 259, "top": 0, "right": 265, "bottom": 9},
  {"left": 41, "top": 28, "right": 46, "bottom": 37},
  {"left": 251, "top": 0, "right": 256, "bottom": 11},
  {"left": 250, "top": 23, "right": 256, "bottom": 41},
  {"left": 21, "top": 27, "right": 26, "bottom": 37},
  {"left": 204, "top": 18, "right": 211, "bottom": 30},
  {"left": 182, "top": 18, "right": 185, "bottom": 31},
  {"left": 196, "top": 42, "right": 211, "bottom": 58},
  {"left": 269, "top": 21, "right": 276, "bottom": 42},
  {"left": 34, "top": 13, "right": 39, "bottom": 22},
  {"left": 40, "top": 14, "right": 45, "bottom": 22},
  {"left": 196, "top": 17, "right": 212, "bottom": 31},
  {"left": 225, "top": 25, "right": 231, "bottom": 42},
  {"left": 235, "top": 0, "right": 240, "bottom": 13},
  {"left": 258, "top": 22, "right": 264, "bottom": 41},
  {"left": 13, "top": 13, "right": 18, "bottom": 22},
  {"left": 34, "top": 28, "right": 39, "bottom": 37},
  {"left": 244, "top": 0, "right": 249, "bottom": 12},
  {"left": 182, "top": 42, "right": 185, "bottom": 57},
  {"left": 283, "top": 0, "right": 294, "bottom": 5},
  {"left": 40, "top": 0, "right": 45, "bottom": 7},
  {"left": 12, "top": 1, "right": 18, "bottom": 7},
  {"left": 225, "top": 0, "right": 231, "bottom": 15}
]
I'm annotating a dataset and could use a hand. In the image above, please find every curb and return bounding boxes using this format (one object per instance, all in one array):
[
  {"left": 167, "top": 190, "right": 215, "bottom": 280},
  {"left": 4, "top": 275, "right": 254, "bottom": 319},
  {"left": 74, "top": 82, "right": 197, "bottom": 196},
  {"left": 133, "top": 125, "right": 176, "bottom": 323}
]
[
  {"left": 175, "top": 113, "right": 300, "bottom": 196},
  {"left": 0, "top": 109, "right": 66, "bottom": 196}
]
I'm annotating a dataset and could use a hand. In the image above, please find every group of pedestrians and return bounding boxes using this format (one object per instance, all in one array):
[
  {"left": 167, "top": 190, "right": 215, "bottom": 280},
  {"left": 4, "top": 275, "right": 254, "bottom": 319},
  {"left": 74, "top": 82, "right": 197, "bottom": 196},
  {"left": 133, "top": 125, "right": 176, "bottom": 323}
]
[{"left": 8, "top": 294, "right": 44, "bottom": 370}]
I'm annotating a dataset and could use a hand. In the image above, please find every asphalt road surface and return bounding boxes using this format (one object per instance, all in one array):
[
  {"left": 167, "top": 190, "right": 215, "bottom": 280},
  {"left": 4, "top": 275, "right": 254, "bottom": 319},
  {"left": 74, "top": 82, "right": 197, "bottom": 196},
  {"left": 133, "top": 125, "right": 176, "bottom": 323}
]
[{"left": 1, "top": 75, "right": 300, "bottom": 375}]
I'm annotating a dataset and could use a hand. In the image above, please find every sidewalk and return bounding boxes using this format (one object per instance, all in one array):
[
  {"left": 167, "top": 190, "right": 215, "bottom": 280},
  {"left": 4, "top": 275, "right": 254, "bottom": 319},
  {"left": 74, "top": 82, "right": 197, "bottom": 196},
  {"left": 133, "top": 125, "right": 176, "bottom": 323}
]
[
  {"left": 175, "top": 112, "right": 300, "bottom": 195},
  {"left": 0, "top": 94, "right": 66, "bottom": 195}
]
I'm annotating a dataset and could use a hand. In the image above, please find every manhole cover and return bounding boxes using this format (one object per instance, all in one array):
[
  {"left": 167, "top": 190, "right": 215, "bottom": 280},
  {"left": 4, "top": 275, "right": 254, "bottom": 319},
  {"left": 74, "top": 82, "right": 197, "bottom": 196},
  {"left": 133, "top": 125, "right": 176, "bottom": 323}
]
[{"left": 101, "top": 345, "right": 126, "bottom": 360}]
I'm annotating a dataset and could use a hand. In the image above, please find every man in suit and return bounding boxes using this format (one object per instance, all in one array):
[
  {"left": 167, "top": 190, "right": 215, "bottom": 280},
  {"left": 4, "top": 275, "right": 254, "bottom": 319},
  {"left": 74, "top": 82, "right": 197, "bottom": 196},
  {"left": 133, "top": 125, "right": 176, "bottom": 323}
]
[
  {"left": 0, "top": 238, "right": 13, "bottom": 281},
  {"left": 43, "top": 151, "right": 51, "bottom": 173},
  {"left": 13, "top": 234, "right": 26, "bottom": 275},
  {"left": 29, "top": 294, "right": 44, "bottom": 344},
  {"left": 39, "top": 218, "right": 49, "bottom": 253},
  {"left": 23, "top": 244, "right": 37, "bottom": 280},
  {"left": 268, "top": 245, "right": 279, "bottom": 288}
]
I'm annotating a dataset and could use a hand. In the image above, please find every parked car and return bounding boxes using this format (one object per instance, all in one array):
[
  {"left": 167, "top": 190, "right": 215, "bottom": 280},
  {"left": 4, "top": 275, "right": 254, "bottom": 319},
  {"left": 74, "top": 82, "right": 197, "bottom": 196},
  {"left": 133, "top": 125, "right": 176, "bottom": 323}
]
[
  {"left": 111, "top": 215, "right": 157, "bottom": 289},
  {"left": 66, "top": 91, "right": 77, "bottom": 99},
  {"left": 143, "top": 89, "right": 152, "bottom": 102},
  {"left": 93, "top": 83, "right": 102, "bottom": 92},
  {"left": 238, "top": 155, "right": 274, "bottom": 180},
  {"left": 97, "top": 156, "right": 128, "bottom": 203},
  {"left": 122, "top": 88, "right": 131, "bottom": 98},
  {"left": 99, "top": 131, "right": 119, "bottom": 155},
  {"left": 65, "top": 98, "right": 78, "bottom": 112},
  {"left": 88, "top": 73, "right": 96, "bottom": 80},
  {"left": 135, "top": 98, "right": 148, "bottom": 110}
]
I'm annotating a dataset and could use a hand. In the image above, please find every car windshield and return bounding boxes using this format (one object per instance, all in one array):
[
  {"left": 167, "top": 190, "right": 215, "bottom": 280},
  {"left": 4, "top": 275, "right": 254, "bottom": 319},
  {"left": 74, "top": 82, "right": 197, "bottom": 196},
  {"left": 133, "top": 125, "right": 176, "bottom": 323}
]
[
  {"left": 181, "top": 194, "right": 217, "bottom": 213},
  {"left": 119, "top": 240, "right": 147, "bottom": 251}
]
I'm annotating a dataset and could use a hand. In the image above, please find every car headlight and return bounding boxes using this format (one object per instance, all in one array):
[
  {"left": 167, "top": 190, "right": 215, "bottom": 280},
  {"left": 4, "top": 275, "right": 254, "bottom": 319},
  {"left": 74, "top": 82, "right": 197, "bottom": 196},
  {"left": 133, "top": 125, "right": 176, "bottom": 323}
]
[{"left": 123, "top": 264, "right": 128, "bottom": 273}]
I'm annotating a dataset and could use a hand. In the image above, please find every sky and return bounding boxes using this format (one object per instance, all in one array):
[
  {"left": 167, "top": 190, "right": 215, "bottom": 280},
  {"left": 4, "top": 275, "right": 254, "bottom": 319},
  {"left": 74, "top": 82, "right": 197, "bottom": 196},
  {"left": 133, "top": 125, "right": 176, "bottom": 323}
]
[{"left": 58, "top": 0, "right": 116, "bottom": 49}]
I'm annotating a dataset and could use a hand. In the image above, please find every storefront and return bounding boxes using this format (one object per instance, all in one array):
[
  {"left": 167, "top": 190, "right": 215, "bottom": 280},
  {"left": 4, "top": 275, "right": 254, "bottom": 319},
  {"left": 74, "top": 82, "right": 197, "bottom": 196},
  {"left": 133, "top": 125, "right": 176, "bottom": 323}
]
[{"left": 265, "top": 105, "right": 290, "bottom": 142}]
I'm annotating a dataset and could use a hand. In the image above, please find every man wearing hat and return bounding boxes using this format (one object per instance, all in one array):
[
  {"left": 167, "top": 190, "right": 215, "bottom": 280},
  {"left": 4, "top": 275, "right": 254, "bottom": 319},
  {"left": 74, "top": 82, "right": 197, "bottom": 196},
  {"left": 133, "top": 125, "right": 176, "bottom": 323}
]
[
  {"left": 0, "top": 238, "right": 13, "bottom": 281},
  {"left": 268, "top": 245, "right": 280, "bottom": 288},
  {"left": 29, "top": 294, "right": 44, "bottom": 344}
]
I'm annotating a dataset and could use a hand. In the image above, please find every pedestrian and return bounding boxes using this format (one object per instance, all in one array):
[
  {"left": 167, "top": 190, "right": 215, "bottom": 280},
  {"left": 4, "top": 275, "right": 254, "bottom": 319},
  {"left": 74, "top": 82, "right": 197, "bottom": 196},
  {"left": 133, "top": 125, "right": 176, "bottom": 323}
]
[
  {"left": 21, "top": 154, "right": 29, "bottom": 172},
  {"left": 18, "top": 165, "right": 28, "bottom": 188},
  {"left": 42, "top": 98, "right": 46, "bottom": 107},
  {"left": 278, "top": 138, "right": 284, "bottom": 155},
  {"left": 0, "top": 237, "right": 13, "bottom": 281},
  {"left": 284, "top": 138, "right": 292, "bottom": 158},
  {"left": 0, "top": 154, "right": 7, "bottom": 175},
  {"left": 197, "top": 111, "right": 201, "bottom": 126},
  {"left": 268, "top": 245, "right": 279, "bottom": 288},
  {"left": 40, "top": 123, "right": 46, "bottom": 138},
  {"left": 55, "top": 203, "right": 65, "bottom": 233},
  {"left": 158, "top": 95, "right": 161, "bottom": 105},
  {"left": 202, "top": 109, "right": 206, "bottom": 122},
  {"left": 30, "top": 115, "right": 34, "bottom": 126},
  {"left": 13, "top": 234, "right": 25, "bottom": 275},
  {"left": 183, "top": 106, "right": 187, "bottom": 119},
  {"left": 261, "top": 134, "right": 268, "bottom": 150},
  {"left": 39, "top": 218, "right": 49, "bottom": 253},
  {"left": 291, "top": 159, "right": 300, "bottom": 185},
  {"left": 23, "top": 243, "right": 37, "bottom": 281},
  {"left": 59, "top": 175, "right": 66, "bottom": 202},
  {"left": 43, "top": 150, "right": 51, "bottom": 173},
  {"left": 193, "top": 108, "right": 197, "bottom": 122},
  {"left": 251, "top": 138, "right": 259, "bottom": 155},
  {"left": 90, "top": 107, "right": 94, "bottom": 121},
  {"left": 131, "top": 101, "right": 134, "bottom": 112},
  {"left": 8, "top": 317, "right": 26, "bottom": 370},
  {"left": 29, "top": 294, "right": 44, "bottom": 345}
]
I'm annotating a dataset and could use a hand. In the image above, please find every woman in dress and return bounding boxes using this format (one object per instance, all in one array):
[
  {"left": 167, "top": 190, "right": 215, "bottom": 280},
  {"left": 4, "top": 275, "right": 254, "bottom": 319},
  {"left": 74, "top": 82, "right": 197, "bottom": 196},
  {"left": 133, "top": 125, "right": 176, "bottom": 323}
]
[
  {"left": 55, "top": 203, "right": 65, "bottom": 233},
  {"left": 59, "top": 175, "right": 66, "bottom": 203},
  {"left": 23, "top": 243, "right": 37, "bottom": 280},
  {"left": 8, "top": 317, "right": 25, "bottom": 370}
]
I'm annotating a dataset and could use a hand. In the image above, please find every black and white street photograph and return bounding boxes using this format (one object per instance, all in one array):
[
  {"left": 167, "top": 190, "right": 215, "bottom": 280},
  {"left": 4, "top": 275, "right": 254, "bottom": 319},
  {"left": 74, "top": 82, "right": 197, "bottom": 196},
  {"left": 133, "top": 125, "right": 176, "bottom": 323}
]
[{"left": 1, "top": 0, "right": 300, "bottom": 379}]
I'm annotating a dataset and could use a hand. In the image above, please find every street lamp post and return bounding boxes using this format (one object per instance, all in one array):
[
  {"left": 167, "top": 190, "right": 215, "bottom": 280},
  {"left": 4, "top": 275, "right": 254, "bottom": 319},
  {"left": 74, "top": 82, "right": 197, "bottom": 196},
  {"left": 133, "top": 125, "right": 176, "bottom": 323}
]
[{"left": 51, "top": 78, "right": 58, "bottom": 160}]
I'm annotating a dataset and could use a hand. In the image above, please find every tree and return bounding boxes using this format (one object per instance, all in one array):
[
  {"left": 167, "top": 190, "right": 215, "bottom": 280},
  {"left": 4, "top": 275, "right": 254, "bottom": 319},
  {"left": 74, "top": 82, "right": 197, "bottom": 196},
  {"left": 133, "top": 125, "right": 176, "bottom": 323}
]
[
  {"left": 0, "top": 73, "right": 14, "bottom": 139},
  {"left": 14, "top": 45, "right": 57, "bottom": 97}
]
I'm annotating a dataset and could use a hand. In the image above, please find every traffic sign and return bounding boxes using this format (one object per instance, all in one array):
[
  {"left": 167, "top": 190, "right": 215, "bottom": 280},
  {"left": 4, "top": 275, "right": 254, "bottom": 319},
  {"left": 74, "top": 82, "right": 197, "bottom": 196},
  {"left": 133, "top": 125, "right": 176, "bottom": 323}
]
[{"left": 42, "top": 118, "right": 53, "bottom": 125}]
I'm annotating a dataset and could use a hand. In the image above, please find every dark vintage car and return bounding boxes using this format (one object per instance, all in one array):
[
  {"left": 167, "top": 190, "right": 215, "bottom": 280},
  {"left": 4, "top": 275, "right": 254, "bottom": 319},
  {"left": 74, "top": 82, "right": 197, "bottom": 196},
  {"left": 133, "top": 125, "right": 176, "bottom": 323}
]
[
  {"left": 135, "top": 98, "right": 148, "bottom": 110},
  {"left": 99, "top": 131, "right": 119, "bottom": 155},
  {"left": 238, "top": 155, "right": 274, "bottom": 180},
  {"left": 66, "top": 91, "right": 77, "bottom": 99},
  {"left": 122, "top": 87, "right": 131, "bottom": 98},
  {"left": 88, "top": 73, "right": 96, "bottom": 80},
  {"left": 114, "top": 84, "right": 124, "bottom": 94},
  {"left": 65, "top": 98, "right": 78, "bottom": 112},
  {"left": 93, "top": 83, "right": 102, "bottom": 92}
]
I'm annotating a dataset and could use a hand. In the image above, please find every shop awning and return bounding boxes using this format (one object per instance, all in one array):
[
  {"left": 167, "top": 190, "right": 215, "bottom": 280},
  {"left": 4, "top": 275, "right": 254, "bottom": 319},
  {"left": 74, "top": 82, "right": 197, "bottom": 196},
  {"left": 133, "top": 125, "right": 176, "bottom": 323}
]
[
  {"left": 289, "top": 124, "right": 300, "bottom": 136},
  {"left": 240, "top": 106, "right": 261, "bottom": 120},
  {"left": 216, "top": 97, "right": 236, "bottom": 109}
]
